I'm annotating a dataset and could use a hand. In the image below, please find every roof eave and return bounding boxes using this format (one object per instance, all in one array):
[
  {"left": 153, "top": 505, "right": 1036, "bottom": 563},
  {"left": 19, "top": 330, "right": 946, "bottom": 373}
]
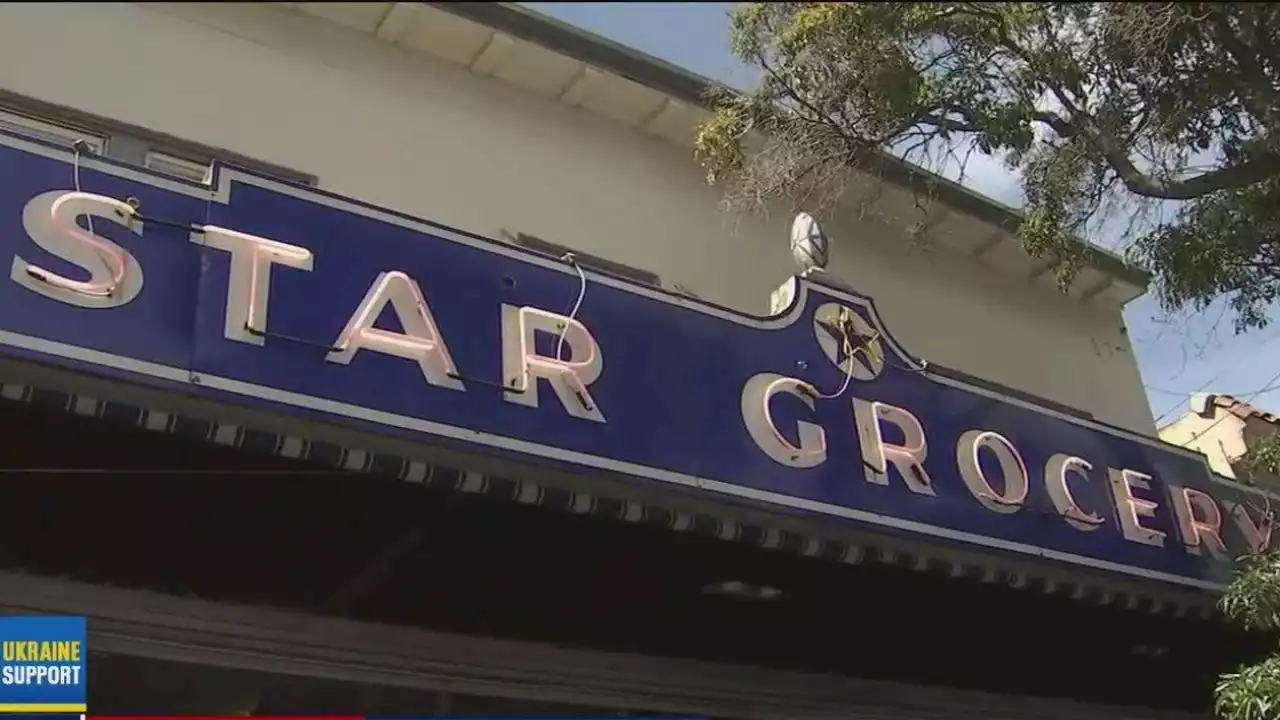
[{"left": 430, "top": 1, "right": 1150, "bottom": 292}]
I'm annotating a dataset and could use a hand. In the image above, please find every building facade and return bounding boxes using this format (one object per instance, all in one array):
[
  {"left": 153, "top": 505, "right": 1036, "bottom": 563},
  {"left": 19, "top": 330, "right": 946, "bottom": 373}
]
[
  {"left": 0, "top": 1, "right": 1158, "bottom": 434},
  {"left": 0, "top": 3, "right": 1272, "bottom": 719},
  {"left": 1161, "top": 393, "right": 1280, "bottom": 488}
]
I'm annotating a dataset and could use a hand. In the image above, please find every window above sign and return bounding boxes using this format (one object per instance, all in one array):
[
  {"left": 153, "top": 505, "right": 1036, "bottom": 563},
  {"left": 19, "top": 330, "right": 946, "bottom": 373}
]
[
  {"left": 507, "top": 230, "right": 663, "bottom": 288},
  {"left": 0, "top": 92, "right": 315, "bottom": 188},
  {"left": 0, "top": 107, "right": 106, "bottom": 155},
  {"left": 502, "top": 230, "right": 700, "bottom": 300},
  {"left": 143, "top": 150, "right": 213, "bottom": 184}
]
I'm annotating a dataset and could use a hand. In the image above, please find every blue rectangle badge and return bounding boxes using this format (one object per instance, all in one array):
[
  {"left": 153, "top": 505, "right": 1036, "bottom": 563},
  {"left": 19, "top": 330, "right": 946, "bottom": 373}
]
[{"left": 0, "top": 617, "right": 86, "bottom": 713}]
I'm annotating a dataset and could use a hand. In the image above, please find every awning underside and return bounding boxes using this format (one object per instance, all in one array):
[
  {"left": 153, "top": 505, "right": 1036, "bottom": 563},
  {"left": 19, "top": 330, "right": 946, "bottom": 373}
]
[
  {"left": 0, "top": 378, "right": 1215, "bottom": 617},
  {"left": 1, "top": 379, "right": 1270, "bottom": 715}
]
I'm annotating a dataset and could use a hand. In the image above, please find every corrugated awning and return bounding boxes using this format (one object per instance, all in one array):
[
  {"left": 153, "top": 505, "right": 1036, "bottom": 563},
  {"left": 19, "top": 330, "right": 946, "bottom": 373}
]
[{"left": 0, "top": 379, "right": 1214, "bottom": 618}]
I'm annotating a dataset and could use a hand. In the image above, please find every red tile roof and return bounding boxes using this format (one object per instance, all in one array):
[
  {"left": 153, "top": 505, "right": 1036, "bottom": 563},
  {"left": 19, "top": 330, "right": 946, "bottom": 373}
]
[{"left": 1190, "top": 393, "right": 1280, "bottom": 424}]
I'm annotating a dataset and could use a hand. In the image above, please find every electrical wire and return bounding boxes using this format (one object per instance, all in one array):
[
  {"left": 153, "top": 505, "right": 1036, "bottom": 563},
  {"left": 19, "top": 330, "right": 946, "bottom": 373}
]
[
  {"left": 1148, "top": 380, "right": 1280, "bottom": 401},
  {"left": 806, "top": 310, "right": 928, "bottom": 400},
  {"left": 47, "top": 140, "right": 127, "bottom": 296},
  {"left": 556, "top": 253, "right": 586, "bottom": 361},
  {"left": 808, "top": 314, "right": 866, "bottom": 399},
  {"left": 1186, "top": 366, "right": 1280, "bottom": 445},
  {"left": 72, "top": 143, "right": 91, "bottom": 235},
  {"left": 1151, "top": 327, "right": 1280, "bottom": 425}
]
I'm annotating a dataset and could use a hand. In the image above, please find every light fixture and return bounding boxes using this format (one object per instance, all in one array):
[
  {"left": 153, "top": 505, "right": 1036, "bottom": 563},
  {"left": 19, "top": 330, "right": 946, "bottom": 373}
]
[
  {"left": 790, "top": 211, "right": 830, "bottom": 276},
  {"left": 702, "top": 580, "right": 785, "bottom": 601},
  {"left": 1130, "top": 644, "right": 1170, "bottom": 659}
]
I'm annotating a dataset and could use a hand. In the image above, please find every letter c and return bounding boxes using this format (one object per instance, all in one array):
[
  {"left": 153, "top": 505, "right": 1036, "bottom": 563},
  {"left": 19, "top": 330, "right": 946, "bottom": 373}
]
[{"left": 1044, "top": 453, "right": 1104, "bottom": 531}]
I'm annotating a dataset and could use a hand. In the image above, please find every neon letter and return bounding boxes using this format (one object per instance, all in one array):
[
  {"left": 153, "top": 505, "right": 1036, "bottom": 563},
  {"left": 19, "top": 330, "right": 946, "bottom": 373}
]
[
  {"left": 956, "top": 430, "right": 1028, "bottom": 514},
  {"left": 741, "top": 373, "right": 826, "bottom": 468},
  {"left": 327, "top": 271, "right": 464, "bottom": 391},
  {"left": 11, "top": 190, "right": 142, "bottom": 308},
  {"left": 852, "top": 397, "right": 934, "bottom": 495},
  {"left": 501, "top": 304, "right": 604, "bottom": 423},
  {"left": 1107, "top": 469, "right": 1166, "bottom": 547},
  {"left": 1168, "top": 485, "right": 1227, "bottom": 557},
  {"left": 1226, "top": 499, "right": 1275, "bottom": 554},
  {"left": 1044, "top": 454, "right": 1104, "bottom": 531},
  {"left": 200, "top": 226, "right": 313, "bottom": 345}
]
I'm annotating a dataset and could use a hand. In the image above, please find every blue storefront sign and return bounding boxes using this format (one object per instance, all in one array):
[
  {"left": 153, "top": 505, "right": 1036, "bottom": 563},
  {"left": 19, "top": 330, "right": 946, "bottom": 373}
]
[
  {"left": 0, "top": 132, "right": 1272, "bottom": 591},
  {"left": 0, "top": 616, "right": 86, "bottom": 713}
]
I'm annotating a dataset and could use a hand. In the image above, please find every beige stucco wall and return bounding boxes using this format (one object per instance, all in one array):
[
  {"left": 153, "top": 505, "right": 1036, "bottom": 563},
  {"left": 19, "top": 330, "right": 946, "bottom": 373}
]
[
  {"left": 0, "top": 1, "right": 1156, "bottom": 434},
  {"left": 1158, "top": 412, "right": 1247, "bottom": 478}
]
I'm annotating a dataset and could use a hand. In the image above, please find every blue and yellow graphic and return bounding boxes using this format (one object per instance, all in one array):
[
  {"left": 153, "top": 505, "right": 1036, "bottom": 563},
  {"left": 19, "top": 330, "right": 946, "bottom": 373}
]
[{"left": 0, "top": 616, "right": 86, "bottom": 713}]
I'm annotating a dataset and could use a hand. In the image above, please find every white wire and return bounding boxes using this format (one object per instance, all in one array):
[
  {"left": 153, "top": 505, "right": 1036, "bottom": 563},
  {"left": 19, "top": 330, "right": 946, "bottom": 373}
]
[
  {"left": 809, "top": 339, "right": 857, "bottom": 400},
  {"left": 72, "top": 145, "right": 94, "bottom": 238},
  {"left": 71, "top": 142, "right": 122, "bottom": 285},
  {"left": 556, "top": 253, "right": 587, "bottom": 361},
  {"left": 808, "top": 321, "right": 926, "bottom": 400},
  {"left": 61, "top": 141, "right": 140, "bottom": 301}
]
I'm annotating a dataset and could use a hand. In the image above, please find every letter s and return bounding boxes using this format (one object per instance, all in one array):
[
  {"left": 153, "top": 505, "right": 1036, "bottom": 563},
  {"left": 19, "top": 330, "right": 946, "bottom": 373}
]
[{"left": 11, "top": 190, "right": 143, "bottom": 308}]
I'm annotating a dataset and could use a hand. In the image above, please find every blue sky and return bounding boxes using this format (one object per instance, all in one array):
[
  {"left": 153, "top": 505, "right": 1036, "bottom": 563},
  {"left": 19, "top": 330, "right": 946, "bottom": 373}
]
[{"left": 521, "top": 1, "right": 1280, "bottom": 425}]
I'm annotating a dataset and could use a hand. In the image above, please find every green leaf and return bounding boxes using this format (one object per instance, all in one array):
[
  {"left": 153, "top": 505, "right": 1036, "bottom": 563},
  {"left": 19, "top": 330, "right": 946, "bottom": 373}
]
[{"left": 697, "top": 2, "right": 1280, "bottom": 327}]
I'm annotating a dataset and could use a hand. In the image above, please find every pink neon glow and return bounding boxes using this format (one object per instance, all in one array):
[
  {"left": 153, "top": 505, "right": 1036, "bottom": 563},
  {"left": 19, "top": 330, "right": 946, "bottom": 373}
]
[
  {"left": 1057, "top": 457, "right": 1103, "bottom": 524},
  {"left": 763, "top": 376, "right": 825, "bottom": 458},
  {"left": 1115, "top": 469, "right": 1164, "bottom": 542},
  {"left": 882, "top": 446, "right": 921, "bottom": 465},
  {"left": 1179, "top": 487, "right": 1226, "bottom": 554},
  {"left": 1231, "top": 502, "right": 1275, "bottom": 554},
  {"left": 968, "top": 431, "right": 1029, "bottom": 507},
  {"left": 512, "top": 306, "right": 598, "bottom": 396},
  {"left": 857, "top": 401, "right": 929, "bottom": 483},
  {"left": 875, "top": 402, "right": 925, "bottom": 457},
  {"left": 337, "top": 271, "right": 456, "bottom": 373},
  {"left": 28, "top": 192, "right": 132, "bottom": 297},
  {"left": 213, "top": 227, "right": 314, "bottom": 333}
]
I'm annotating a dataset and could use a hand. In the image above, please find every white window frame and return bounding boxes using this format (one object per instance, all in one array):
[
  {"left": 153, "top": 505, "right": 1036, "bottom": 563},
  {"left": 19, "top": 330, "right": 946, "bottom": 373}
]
[
  {"left": 0, "top": 97, "right": 315, "bottom": 187},
  {"left": 0, "top": 108, "right": 107, "bottom": 154},
  {"left": 503, "top": 230, "right": 664, "bottom": 288},
  {"left": 144, "top": 150, "right": 213, "bottom": 185}
]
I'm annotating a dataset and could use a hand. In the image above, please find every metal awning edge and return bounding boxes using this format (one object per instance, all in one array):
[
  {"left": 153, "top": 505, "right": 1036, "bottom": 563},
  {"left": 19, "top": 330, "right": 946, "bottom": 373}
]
[{"left": 0, "top": 370, "right": 1216, "bottom": 618}]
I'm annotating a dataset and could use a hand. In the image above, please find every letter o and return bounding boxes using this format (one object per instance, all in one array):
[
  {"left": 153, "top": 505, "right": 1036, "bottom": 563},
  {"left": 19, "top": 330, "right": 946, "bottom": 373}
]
[{"left": 956, "top": 430, "right": 1028, "bottom": 514}]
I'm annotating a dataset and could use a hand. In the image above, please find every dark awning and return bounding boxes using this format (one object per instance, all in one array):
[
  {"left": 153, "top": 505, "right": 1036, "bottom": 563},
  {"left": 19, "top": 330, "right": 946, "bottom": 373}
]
[
  {"left": 0, "top": 372, "right": 1215, "bottom": 620},
  {"left": 0, "top": 571, "right": 1208, "bottom": 720}
]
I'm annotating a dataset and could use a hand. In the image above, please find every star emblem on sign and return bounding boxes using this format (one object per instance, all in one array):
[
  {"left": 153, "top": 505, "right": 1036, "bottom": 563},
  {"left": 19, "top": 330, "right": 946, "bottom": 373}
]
[
  {"left": 816, "top": 318, "right": 857, "bottom": 367},
  {"left": 811, "top": 302, "right": 885, "bottom": 381}
]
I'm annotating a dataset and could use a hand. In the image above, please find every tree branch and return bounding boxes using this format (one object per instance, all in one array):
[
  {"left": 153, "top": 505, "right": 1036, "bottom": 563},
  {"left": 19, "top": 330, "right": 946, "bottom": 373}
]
[
  {"left": 1207, "top": 9, "right": 1278, "bottom": 127},
  {"left": 1034, "top": 111, "right": 1280, "bottom": 200}
]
